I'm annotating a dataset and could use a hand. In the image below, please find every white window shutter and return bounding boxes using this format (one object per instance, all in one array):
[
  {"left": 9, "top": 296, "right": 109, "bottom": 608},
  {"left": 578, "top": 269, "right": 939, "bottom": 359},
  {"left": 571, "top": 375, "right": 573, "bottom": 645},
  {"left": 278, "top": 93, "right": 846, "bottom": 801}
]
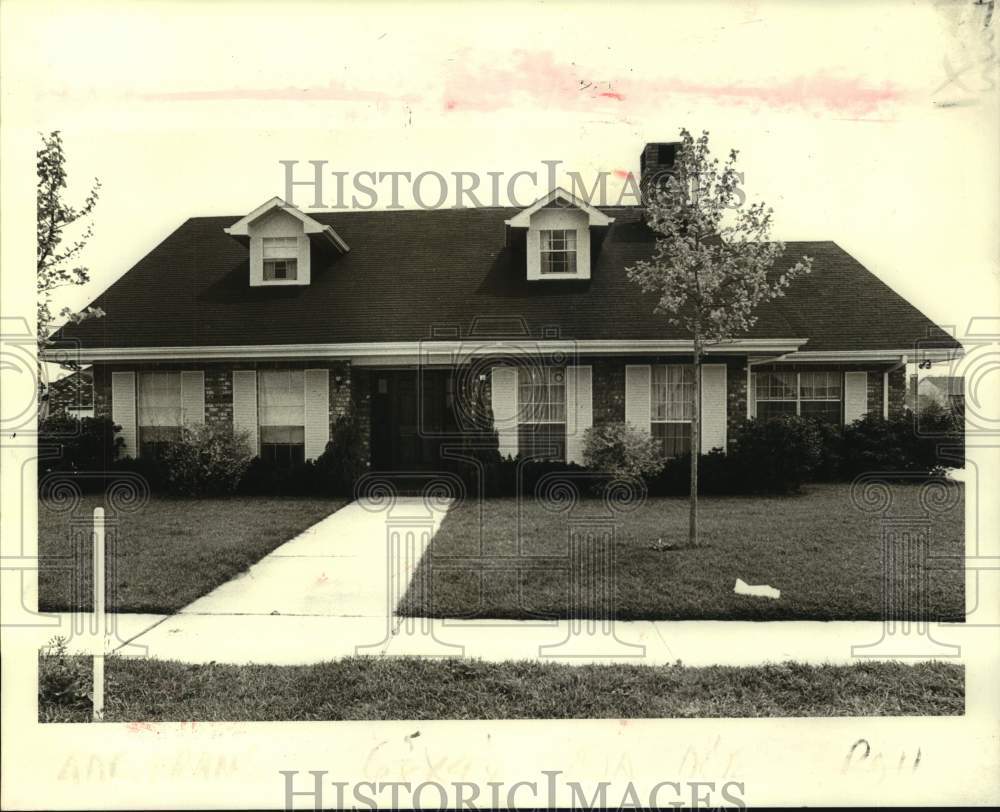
[
  {"left": 490, "top": 367, "right": 518, "bottom": 458},
  {"left": 180, "top": 371, "right": 205, "bottom": 425},
  {"left": 232, "top": 370, "right": 259, "bottom": 455},
  {"left": 844, "top": 371, "right": 868, "bottom": 425},
  {"left": 700, "top": 364, "right": 728, "bottom": 454},
  {"left": 565, "top": 365, "right": 593, "bottom": 465},
  {"left": 304, "top": 369, "right": 330, "bottom": 461},
  {"left": 297, "top": 235, "right": 311, "bottom": 284},
  {"left": 624, "top": 365, "right": 651, "bottom": 434},
  {"left": 111, "top": 372, "right": 136, "bottom": 457}
]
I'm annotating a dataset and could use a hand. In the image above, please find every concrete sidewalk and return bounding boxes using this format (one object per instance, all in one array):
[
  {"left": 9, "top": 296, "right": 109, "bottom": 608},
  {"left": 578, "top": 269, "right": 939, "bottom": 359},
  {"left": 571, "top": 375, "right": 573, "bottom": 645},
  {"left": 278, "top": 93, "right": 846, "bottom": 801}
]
[
  {"left": 34, "top": 496, "right": 968, "bottom": 667},
  {"left": 117, "top": 614, "right": 970, "bottom": 667},
  {"left": 171, "top": 497, "right": 442, "bottom": 618},
  {"left": 116, "top": 495, "right": 447, "bottom": 660}
]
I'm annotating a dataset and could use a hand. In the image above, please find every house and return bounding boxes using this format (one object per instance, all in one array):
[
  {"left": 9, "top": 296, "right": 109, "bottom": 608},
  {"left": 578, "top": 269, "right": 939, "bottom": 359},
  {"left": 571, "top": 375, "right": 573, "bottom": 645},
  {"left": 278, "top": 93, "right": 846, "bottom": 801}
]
[
  {"left": 50, "top": 142, "right": 963, "bottom": 472},
  {"left": 45, "top": 367, "right": 95, "bottom": 419},
  {"left": 909, "top": 375, "right": 965, "bottom": 416}
]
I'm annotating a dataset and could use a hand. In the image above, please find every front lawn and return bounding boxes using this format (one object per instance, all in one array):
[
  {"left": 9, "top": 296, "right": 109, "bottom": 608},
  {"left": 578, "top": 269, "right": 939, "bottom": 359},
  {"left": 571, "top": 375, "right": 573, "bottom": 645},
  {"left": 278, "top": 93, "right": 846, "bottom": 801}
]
[
  {"left": 38, "top": 496, "right": 345, "bottom": 613},
  {"left": 398, "top": 483, "right": 964, "bottom": 621},
  {"left": 64, "top": 657, "right": 959, "bottom": 720}
]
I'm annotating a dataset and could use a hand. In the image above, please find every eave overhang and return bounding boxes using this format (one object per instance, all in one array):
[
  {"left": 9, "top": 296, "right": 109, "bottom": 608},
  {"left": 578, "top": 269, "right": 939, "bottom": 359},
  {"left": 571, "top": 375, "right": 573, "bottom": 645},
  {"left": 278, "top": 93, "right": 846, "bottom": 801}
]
[
  {"left": 223, "top": 196, "right": 349, "bottom": 253},
  {"left": 44, "top": 338, "right": 809, "bottom": 364},
  {"left": 504, "top": 187, "right": 615, "bottom": 228}
]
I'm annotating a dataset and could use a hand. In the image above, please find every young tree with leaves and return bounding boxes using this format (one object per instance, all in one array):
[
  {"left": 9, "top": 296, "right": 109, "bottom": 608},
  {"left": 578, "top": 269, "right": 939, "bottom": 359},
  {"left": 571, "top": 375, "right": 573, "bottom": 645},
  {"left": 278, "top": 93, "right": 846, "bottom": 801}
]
[
  {"left": 626, "top": 129, "right": 812, "bottom": 546},
  {"left": 37, "top": 131, "right": 104, "bottom": 416}
]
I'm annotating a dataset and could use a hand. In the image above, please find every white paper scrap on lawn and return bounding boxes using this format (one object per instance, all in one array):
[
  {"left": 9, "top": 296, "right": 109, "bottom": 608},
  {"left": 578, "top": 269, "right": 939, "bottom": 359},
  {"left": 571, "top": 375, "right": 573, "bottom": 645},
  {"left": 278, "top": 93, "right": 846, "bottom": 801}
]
[{"left": 734, "top": 578, "right": 780, "bottom": 600}]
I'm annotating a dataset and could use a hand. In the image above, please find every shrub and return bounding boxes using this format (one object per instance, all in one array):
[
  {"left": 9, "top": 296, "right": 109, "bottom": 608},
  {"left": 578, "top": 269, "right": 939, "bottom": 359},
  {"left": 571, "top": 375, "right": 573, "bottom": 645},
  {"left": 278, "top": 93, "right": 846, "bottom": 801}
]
[
  {"left": 810, "top": 419, "right": 845, "bottom": 482},
  {"left": 157, "top": 423, "right": 253, "bottom": 496},
  {"left": 38, "top": 414, "right": 123, "bottom": 477},
  {"left": 646, "top": 449, "right": 740, "bottom": 496},
  {"left": 915, "top": 401, "right": 964, "bottom": 467},
  {"left": 38, "top": 637, "right": 92, "bottom": 723},
  {"left": 517, "top": 459, "right": 593, "bottom": 496},
  {"left": 239, "top": 456, "right": 342, "bottom": 497},
  {"left": 238, "top": 412, "right": 368, "bottom": 497},
  {"left": 450, "top": 455, "right": 591, "bottom": 499},
  {"left": 236, "top": 456, "right": 277, "bottom": 495},
  {"left": 448, "top": 380, "right": 509, "bottom": 496},
  {"left": 582, "top": 422, "right": 666, "bottom": 481},
  {"left": 110, "top": 454, "right": 170, "bottom": 493},
  {"left": 841, "top": 410, "right": 962, "bottom": 479},
  {"left": 314, "top": 411, "right": 368, "bottom": 496},
  {"left": 729, "top": 416, "right": 823, "bottom": 493}
]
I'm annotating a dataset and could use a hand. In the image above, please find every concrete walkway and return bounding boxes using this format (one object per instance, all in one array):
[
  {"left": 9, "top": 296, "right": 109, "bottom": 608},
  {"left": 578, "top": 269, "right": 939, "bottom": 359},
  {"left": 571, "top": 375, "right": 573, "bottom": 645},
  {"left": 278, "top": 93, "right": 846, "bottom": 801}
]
[
  {"left": 32, "top": 496, "right": 972, "bottom": 667},
  {"left": 116, "top": 496, "right": 447, "bottom": 662}
]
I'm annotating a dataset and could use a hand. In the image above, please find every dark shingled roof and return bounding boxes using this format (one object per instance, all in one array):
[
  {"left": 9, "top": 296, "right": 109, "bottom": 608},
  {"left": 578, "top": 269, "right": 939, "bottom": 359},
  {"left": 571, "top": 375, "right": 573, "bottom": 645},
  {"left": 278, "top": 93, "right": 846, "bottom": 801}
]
[{"left": 56, "top": 207, "right": 959, "bottom": 352}]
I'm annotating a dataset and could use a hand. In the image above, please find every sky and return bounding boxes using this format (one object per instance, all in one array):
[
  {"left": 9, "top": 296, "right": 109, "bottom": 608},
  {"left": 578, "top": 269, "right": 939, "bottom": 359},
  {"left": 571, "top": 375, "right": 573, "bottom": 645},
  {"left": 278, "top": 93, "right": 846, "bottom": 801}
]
[{"left": 3, "top": 0, "right": 998, "bottom": 380}]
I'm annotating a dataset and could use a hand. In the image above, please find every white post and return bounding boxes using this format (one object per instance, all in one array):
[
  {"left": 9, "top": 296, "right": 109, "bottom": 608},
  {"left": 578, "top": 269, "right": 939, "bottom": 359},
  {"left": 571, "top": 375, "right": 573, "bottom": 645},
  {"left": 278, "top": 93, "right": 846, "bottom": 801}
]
[{"left": 92, "top": 507, "right": 105, "bottom": 722}]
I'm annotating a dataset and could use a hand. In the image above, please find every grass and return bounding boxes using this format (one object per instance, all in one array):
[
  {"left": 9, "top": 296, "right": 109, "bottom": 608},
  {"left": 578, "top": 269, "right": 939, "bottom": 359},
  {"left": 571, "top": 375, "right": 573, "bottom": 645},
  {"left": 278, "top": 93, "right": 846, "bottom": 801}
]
[
  {"left": 38, "top": 496, "right": 345, "bottom": 613},
  {"left": 86, "top": 657, "right": 963, "bottom": 720},
  {"left": 398, "top": 483, "right": 964, "bottom": 621},
  {"left": 38, "top": 640, "right": 93, "bottom": 723}
]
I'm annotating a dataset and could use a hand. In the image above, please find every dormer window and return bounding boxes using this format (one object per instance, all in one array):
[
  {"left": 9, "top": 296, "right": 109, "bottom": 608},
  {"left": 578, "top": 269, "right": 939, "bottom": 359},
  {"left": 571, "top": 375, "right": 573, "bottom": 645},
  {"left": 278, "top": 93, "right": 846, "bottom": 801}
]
[
  {"left": 224, "top": 197, "right": 349, "bottom": 288},
  {"left": 263, "top": 237, "right": 299, "bottom": 281},
  {"left": 540, "top": 229, "right": 577, "bottom": 274},
  {"left": 505, "top": 187, "right": 614, "bottom": 282}
]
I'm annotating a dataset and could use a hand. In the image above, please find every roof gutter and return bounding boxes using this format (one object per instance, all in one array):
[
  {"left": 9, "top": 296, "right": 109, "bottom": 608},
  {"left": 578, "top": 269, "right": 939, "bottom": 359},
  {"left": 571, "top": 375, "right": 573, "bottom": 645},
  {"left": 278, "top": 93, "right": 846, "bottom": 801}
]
[
  {"left": 43, "top": 337, "right": 809, "bottom": 364},
  {"left": 780, "top": 348, "right": 961, "bottom": 363}
]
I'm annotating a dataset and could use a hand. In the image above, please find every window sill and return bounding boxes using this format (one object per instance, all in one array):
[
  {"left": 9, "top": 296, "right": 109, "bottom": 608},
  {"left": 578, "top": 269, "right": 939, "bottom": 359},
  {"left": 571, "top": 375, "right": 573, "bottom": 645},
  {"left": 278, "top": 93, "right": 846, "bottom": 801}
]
[{"left": 253, "top": 279, "right": 308, "bottom": 287}]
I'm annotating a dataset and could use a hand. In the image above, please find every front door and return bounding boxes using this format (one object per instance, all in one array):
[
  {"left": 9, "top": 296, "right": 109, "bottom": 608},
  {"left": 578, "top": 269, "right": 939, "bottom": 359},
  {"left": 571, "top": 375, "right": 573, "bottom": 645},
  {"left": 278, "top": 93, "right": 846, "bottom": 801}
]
[{"left": 370, "top": 369, "right": 455, "bottom": 470}]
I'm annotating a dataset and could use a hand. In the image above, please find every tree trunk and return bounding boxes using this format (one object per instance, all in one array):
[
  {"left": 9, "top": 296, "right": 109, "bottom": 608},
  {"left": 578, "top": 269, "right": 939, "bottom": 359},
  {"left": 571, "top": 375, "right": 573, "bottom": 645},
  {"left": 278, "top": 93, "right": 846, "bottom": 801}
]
[{"left": 690, "top": 333, "right": 702, "bottom": 547}]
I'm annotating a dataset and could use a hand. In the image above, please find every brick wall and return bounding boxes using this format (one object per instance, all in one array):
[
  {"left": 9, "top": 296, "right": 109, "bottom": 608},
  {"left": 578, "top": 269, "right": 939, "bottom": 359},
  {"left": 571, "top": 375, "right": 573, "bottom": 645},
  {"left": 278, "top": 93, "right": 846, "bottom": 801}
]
[
  {"left": 888, "top": 366, "right": 907, "bottom": 418},
  {"left": 592, "top": 358, "right": 626, "bottom": 425},
  {"left": 329, "top": 361, "right": 351, "bottom": 423},
  {"left": 348, "top": 366, "right": 372, "bottom": 463},
  {"left": 92, "top": 359, "right": 370, "bottom": 460},
  {"left": 92, "top": 365, "right": 112, "bottom": 418},
  {"left": 866, "top": 372, "right": 881, "bottom": 417},
  {"left": 725, "top": 358, "right": 748, "bottom": 446},
  {"left": 205, "top": 367, "right": 232, "bottom": 429},
  {"left": 90, "top": 356, "right": 913, "bottom": 470}
]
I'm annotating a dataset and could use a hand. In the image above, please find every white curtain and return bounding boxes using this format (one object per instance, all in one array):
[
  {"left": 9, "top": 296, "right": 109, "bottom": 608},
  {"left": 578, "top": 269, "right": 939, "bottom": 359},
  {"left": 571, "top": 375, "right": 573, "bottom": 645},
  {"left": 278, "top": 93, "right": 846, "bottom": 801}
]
[
  {"left": 652, "top": 364, "right": 694, "bottom": 421},
  {"left": 137, "top": 372, "right": 182, "bottom": 427},
  {"left": 518, "top": 366, "right": 565, "bottom": 423},
  {"left": 800, "top": 370, "right": 841, "bottom": 400},
  {"left": 259, "top": 369, "right": 305, "bottom": 426},
  {"left": 262, "top": 237, "right": 298, "bottom": 259}
]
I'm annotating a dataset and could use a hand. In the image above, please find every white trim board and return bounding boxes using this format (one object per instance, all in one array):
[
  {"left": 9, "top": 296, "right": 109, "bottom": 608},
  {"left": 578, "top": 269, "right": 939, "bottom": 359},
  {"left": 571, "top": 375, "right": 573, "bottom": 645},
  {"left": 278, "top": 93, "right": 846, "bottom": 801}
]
[
  {"left": 50, "top": 338, "right": 808, "bottom": 363},
  {"left": 781, "top": 349, "right": 961, "bottom": 362},
  {"left": 504, "top": 187, "right": 615, "bottom": 228}
]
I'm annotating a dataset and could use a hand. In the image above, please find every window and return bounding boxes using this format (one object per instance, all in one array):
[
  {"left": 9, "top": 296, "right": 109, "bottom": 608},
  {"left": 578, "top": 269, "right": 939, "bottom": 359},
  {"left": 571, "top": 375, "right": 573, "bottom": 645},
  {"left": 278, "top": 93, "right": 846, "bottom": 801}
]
[
  {"left": 138, "top": 371, "right": 182, "bottom": 458},
  {"left": 259, "top": 369, "right": 305, "bottom": 466},
  {"left": 651, "top": 364, "right": 694, "bottom": 458},
  {"left": 517, "top": 366, "right": 566, "bottom": 460},
  {"left": 799, "top": 371, "right": 842, "bottom": 423},
  {"left": 540, "top": 229, "right": 577, "bottom": 274},
  {"left": 753, "top": 370, "right": 843, "bottom": 424},
  {"left": 753, "top": 371, "right": 798, "bottom": 421},
  {"left": 262, "top": 237, "right": 298, "bottom": 281}
]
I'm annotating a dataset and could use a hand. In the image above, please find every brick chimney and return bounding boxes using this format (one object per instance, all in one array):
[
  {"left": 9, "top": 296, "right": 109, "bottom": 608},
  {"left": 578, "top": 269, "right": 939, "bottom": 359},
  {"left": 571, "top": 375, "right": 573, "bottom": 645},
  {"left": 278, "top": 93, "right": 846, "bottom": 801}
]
[{"left": 639, "top": 141, "right": 681, "bottom": 189}]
